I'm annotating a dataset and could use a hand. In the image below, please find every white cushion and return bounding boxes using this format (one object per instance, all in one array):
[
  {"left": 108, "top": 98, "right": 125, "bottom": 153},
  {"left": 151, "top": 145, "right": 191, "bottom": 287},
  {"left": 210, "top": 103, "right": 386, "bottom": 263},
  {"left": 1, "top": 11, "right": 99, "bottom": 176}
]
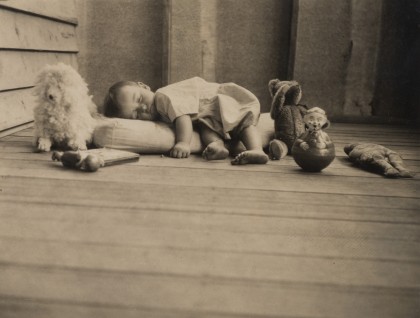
[{"left": 93, "top": 113, "right": 274, "bottom": 154}]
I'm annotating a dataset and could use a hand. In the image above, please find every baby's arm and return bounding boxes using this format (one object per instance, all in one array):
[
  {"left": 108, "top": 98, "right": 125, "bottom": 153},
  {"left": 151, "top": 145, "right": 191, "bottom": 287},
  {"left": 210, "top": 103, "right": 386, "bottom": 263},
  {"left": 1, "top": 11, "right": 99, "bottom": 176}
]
[{"left": 170, "top": 115, "right": 192, "bottom": 158}]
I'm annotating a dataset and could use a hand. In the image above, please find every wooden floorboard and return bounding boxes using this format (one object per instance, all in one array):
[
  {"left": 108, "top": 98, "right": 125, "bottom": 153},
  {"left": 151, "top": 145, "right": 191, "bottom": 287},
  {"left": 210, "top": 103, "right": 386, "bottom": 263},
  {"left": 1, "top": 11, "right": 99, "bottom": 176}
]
[{"left": 0, "top": 123, "right": 419, "bottom": 318}]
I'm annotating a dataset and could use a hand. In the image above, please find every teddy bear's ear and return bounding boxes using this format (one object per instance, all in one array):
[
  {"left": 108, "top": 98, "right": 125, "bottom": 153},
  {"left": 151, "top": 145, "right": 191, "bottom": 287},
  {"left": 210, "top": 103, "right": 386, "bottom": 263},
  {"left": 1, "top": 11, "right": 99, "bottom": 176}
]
[
  {"left": 269, "top": 83, "right": 289, "bottom": 119},
  {"left": 268, "top": 79, "right": 280, "bottom": 98},
  {"left": 288, "top": 83, "right": 302, "bottom": 105}
]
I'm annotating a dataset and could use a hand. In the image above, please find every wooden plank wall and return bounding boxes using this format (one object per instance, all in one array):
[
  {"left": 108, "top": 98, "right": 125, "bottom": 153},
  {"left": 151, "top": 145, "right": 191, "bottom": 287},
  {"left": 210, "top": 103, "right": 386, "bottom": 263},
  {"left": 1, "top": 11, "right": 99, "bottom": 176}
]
[{"left": 0, "top": 0, "right": 78, "bottom": 133}]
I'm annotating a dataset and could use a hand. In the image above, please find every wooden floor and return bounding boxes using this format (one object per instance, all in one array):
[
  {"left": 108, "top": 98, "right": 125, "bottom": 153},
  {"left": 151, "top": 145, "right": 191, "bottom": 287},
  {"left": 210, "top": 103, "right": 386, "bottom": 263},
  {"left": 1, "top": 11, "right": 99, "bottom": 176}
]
[{"left": 0, "top": 123, "right": 419, "bottom": 318}]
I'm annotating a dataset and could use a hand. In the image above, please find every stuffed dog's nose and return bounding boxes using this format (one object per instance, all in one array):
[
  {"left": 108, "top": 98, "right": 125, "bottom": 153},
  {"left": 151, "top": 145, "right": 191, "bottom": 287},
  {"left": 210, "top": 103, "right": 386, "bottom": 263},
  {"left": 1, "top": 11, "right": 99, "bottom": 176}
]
[{"left": 48, "top": 94, "right": 54, "bottom": 100}]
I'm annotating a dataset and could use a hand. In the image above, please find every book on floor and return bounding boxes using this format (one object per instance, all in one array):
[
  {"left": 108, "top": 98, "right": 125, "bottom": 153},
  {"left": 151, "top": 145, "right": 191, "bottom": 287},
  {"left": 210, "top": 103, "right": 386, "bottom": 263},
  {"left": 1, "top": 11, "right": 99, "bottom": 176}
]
[{"left": 81, "top": 148, "right": 140, "bottom": 166}]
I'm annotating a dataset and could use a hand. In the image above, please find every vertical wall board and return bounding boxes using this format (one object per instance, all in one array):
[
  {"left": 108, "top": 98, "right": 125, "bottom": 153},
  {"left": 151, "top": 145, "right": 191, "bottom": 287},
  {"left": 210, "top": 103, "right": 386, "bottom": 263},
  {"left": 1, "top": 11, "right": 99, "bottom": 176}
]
[
  {"left": 0, "top": 9, "right": 78, "bottom": 51},
  {"left": 215, "top": 0, "right": 293, "bottom": 113},
  {"left": 0, "top": 0, "right": 77, "bottom": 25},
  {"left": 343, "top": 0, "right": 383, "bottom": 117},
  {"left": 166, "top": 0, "right": 202, "bottom": 84},
  {"left": 287, "top": 0, "right": 300, "bottom": 80},
  {"left": 162, "top": 0, "right": 171, "bottom": 86},
  {"left": 165, "top": 0, "right": 292, "bottom": 113},
  {"left": 200, "top": 0, "right": 217, "bottom": 82},
  {"left": 0, "top": 88, "right": 36, "bottom": 131},
  {"left": 292, "top": 0, "right": 352, "bottom": 117},
  {"left": 0, "top": 51, "right": 78, "bottom": 91},
  {"left": 75, "top": 0, "right": 164, "bottom": 110},
  {"left": 373, "top": 0, "right": 419, "bottom": 122}
]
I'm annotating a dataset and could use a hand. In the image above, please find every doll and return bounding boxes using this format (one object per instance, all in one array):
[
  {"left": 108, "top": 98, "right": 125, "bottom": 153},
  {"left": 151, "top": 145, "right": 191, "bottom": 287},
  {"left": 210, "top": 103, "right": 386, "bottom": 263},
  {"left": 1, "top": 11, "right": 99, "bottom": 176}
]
[{"left": 292, "top": 107, "right": 335, "bottom": 172}]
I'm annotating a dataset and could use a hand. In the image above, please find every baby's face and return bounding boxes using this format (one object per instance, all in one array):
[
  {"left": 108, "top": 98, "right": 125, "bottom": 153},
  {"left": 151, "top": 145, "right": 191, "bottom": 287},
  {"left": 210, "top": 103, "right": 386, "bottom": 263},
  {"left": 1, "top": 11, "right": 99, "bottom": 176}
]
[{"left": 116, "top": 85, "right": 157, "bottom": 120}]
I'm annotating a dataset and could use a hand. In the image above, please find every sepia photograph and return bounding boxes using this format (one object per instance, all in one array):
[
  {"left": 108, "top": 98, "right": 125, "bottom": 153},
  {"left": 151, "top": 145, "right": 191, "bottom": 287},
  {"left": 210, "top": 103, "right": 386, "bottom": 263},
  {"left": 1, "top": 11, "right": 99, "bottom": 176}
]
[{"left": 0, "top": 0, "right": 419, "bottom": 317}]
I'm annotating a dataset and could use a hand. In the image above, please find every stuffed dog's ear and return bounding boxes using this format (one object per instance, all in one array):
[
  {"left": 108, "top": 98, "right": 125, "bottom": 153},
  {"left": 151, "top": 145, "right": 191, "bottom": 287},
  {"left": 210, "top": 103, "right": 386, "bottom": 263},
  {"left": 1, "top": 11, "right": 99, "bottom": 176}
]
[{"left": 322, "top": 120, "right": 330, "bottom": 130}]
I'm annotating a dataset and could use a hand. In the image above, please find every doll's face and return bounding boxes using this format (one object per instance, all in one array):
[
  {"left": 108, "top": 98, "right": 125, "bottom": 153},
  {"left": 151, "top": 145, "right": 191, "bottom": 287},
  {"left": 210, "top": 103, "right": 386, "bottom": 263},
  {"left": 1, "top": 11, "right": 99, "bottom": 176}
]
[
  {"left": 304, "top": 112, "right": 328, "bottom": 131},
  {"left": 115, "top": 85, "right": 158, "bottom": 121}
]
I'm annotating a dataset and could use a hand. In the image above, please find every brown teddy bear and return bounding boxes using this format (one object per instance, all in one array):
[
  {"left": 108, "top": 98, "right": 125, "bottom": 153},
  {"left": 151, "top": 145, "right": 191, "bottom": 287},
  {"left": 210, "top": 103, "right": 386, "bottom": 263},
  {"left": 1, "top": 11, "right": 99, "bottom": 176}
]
[
  {"left": 268, "top": 79, "right": 308, "bottom": 160},
  {"left": 344, "top": 143, "right": 414, "bottom": 178}
]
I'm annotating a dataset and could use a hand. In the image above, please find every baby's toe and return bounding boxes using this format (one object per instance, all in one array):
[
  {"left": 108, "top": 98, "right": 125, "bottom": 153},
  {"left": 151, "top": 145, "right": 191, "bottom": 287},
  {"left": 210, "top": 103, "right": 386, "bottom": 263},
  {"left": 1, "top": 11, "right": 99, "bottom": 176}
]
[{"left": 231, "top": 153, "right": 244, "bottom": 165}]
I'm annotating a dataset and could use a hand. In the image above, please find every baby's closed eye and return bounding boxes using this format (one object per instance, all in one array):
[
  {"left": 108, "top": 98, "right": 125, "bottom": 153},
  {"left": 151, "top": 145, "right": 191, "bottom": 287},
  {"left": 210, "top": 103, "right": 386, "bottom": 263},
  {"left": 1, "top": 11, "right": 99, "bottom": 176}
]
[
  {"left": 139, "top": 104, "right": 148, "bottom": 112},
  {"left": 136, "top": 92, "right": 143, "bottom": 103}
]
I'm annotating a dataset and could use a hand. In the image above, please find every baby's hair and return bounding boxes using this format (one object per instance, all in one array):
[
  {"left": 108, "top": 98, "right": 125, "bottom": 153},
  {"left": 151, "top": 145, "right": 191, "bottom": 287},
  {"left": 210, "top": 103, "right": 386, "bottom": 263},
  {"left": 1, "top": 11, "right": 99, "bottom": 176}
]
[{"left": 103, "top": 81, "right": 151, "bottom": 117}]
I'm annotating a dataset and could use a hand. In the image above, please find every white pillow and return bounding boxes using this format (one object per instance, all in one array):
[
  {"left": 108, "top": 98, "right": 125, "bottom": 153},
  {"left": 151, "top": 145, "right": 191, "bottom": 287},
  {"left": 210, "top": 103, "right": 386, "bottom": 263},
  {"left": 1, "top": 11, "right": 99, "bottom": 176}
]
[{"left": 93, "top": 113, "right": 274, "bottom": 154}]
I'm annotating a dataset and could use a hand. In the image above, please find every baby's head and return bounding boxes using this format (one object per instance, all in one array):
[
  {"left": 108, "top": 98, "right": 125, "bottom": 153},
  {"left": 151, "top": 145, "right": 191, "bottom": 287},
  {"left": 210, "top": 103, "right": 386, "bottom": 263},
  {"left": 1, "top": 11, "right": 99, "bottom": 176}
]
[{"left": 103, "top": 81, "right": 158, "bottom": 120}]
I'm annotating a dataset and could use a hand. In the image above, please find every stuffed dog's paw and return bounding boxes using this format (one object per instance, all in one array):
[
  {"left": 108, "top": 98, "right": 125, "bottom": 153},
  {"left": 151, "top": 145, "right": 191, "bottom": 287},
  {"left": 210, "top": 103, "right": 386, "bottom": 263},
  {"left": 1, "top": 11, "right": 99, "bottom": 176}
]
[{"left": 36, "top": 137, "right": 52, "bottom": 152}]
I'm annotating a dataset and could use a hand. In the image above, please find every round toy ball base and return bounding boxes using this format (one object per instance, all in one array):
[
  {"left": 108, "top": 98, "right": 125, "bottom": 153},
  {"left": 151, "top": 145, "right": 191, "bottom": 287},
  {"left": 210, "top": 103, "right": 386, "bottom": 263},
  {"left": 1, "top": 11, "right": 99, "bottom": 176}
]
[{"left": 292, "top": 144, "right": 335, "bottom": 172}]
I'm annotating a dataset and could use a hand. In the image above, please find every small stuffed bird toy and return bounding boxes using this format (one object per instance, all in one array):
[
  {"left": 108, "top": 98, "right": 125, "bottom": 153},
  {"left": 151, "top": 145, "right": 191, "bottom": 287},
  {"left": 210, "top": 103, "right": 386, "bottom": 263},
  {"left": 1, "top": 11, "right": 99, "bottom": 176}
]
[
  {"left": 52, "top": 150, "right": 104, "bottom": 172},
  {"left": 344, "top": 143, "right": 414, "bottom": 178}
]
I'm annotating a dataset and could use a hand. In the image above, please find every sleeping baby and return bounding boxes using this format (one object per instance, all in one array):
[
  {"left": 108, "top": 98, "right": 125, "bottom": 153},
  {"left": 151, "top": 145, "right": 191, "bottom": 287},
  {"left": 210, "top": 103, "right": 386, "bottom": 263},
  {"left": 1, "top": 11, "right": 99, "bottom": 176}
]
[{"left": 102, "top": 77, "right": 268, "bottom": 165}]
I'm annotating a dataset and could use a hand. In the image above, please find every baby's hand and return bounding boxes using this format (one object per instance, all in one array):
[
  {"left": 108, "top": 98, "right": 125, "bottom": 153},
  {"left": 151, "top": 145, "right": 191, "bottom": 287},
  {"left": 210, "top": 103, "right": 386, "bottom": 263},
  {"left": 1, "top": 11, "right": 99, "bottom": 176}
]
[{"left": 170, "top": 142, "right": 190, "bottom": 158}]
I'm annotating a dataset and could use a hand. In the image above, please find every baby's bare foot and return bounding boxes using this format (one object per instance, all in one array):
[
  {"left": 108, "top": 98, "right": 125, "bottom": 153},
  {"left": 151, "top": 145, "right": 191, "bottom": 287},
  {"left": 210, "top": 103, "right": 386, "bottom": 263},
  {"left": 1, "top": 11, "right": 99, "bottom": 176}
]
[
  {"left": 231, "top": 150, "right": 268, "bottom": 165},
  {"left": 170, "top": 141, "right": 191, "bottom": 158},
  {"left": 202, "top": 141, "right": 229, "bottom": 160}
]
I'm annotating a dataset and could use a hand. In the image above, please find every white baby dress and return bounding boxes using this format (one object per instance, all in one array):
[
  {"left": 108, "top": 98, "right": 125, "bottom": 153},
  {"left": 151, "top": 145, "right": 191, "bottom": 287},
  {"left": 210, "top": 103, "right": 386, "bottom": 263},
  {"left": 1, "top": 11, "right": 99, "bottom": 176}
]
[{"left": 154, "top": 77, "right": 260, "bottom": 139}]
